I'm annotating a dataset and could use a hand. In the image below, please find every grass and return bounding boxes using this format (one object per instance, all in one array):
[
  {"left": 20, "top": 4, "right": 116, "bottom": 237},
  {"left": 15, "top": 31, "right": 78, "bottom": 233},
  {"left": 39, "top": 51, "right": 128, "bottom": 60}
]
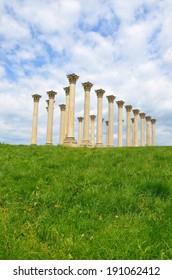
[{"left": 0, "top": 144, "right": 172, "bottom": 260}]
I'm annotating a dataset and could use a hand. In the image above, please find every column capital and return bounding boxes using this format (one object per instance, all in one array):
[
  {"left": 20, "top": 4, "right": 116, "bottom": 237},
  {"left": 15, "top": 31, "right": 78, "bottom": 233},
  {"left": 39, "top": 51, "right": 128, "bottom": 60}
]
[
  {"left": 131, "top": 118, "right": 134, "bottom": 123},
  {"left": 67, "top": 73, "right": 79, "bottom": 84},
  {"left": 95, "top": 89, "right": 105, "bottom": 98},
  {"left": 82, "top": 81, "right": 93, "bottom": 91},
  {"left": 106, "top": 95, "right": 116, "bottom": 103},
  {"left": 132, "top": 109, "right": 140, "bottom": 115},
  {"left": 59, "top": 104, "right": 66, "bottom": 111},
  {"left": 116, "top": 100, "right": 125, "bottom": 108},
  {"left": 145, "top": 115, "right": 151, "bottom": 121},
  {"left": 139, "top": 112, "right": 146, "bottom": 119},
  {"left": 63, "top": 86, "right": 70, "bottom": 95},
  {"left": 105, "top": 120, "right": 109, "bottom": 125},
  {"left": 90, "top": 115, "right": 96, "bottom": 120},
  {"left": 77, "top": 117, "right": 84, "bottom": 122},
  {"left": 47, "top": 90, "right": 57, "bottom": 99},
  {"left": 125, "top": 105, "right": 133, "bottom": 112},
  {"left": 151, "top": 118, "right": 156, "bottom": 124},
  {"left": 32, "top": 94, "right": 41, "bottom": 102}
]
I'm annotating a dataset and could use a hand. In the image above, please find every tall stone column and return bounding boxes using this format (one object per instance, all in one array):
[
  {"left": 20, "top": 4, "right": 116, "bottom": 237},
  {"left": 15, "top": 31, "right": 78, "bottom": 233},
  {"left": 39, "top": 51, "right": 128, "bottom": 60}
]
[
  {"left": 59, "top": 104, "right": 66, "bottom": 145},
  {"left": 63, "top": 86, "right": 70, "bottom": 137},
  {"left": 131, "top": 118, "right": 135, "bottom": 146},
  {"left": 95, "top": 89, "right": 105, "bottom": 147},
  {"left": 64, "top": 73, "right": 79, "bottom": 146},
  {"left": 116, "top": 100, "right": 125, "bottom": 147},
  {"left": 77, "top": 117, "right": 84, "bottom": 146},
  {"left": 82, "top": 81, "right": 93, "bottom": 146},
  {"left": 105, "top": 121, "right": 109, "bottom": 146},
  {"left": 90, "top": 115, "right": 96, "bottom": 146},
  {"left": 146, "top": 116, "right": 151, "bottom": 146},
  {"left": 132, "top": 109, "right": 140, "bottom": 147},
  {"left": 107, "top": 95, "right": 116, "bottom": 147},
  {"left": 125, "top": 105, "right": 133, "bottom": 147},
  {"left": 46, "top": 90, "right": 57, "bottom": 145},
  {"left": 31, "top": 94, "right": 41, "bottom": 145},
  {"left": 139, "top": 113, "right": 146, "bottom": 147},
  {"left": 151, "top": 119, "right": 156, "bottom": 146}
]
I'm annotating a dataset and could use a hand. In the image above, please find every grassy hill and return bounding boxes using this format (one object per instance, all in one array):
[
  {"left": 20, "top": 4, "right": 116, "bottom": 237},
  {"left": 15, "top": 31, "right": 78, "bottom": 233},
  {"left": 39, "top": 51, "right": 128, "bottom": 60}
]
[{"left": 0, "top": 144, "right": 171, "bottom": 260}]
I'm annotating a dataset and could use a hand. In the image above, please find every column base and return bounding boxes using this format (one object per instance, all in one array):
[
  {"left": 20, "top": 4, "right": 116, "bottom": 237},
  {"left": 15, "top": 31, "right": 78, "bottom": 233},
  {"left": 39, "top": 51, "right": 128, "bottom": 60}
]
[
  {"left": 107, "top": 144, "right": 114, "bottom": 147},
  {"left": 63, "top": 137, "right": 77, "bottom": 147},
  {"left": 95, "top": 143, "right": 104, "bottom": 147},
  {"left": 46, "top": 143, "right": 53, "bottom": 146},
  {"left": 81, "top": 139, "right": 92, "bottom": 147}
]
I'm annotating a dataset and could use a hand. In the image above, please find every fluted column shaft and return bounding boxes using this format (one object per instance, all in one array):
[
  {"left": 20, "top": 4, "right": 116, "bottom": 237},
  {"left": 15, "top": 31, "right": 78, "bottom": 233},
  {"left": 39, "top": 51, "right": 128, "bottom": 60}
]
[
  {"left": 131, "top": 118, "right": 135, "bottom": 146},
  {"left": 31, "top": 94, "right": 41, "bottom": 145},
  {"left": 95, "top": 89, "right": 105, "bottom": 147},
  {"left": 59, "top": 104, "right": 66, "bottom": 145},
  {"left": 146, "top": 116, "right": 151, "bottom": 146},
  {"left": 125, "top": 105, "right": 133, "bottom": 147},
  {"left": 132, "top": 109, "right": 140, "bottom": 147},
  {"left": 46, "top": 90, "right": 57, "bottom": 145},
  {"left": 116, "top": 100, "right": 125, "bottom": 147},
  {"left": 64, "top": 86, "right": 70, "bottom": 137},
  {"left": 151, "top": 119, "right": 156, "bottom": 146},
  {"left": 107, "top": 95, "right": 116, "bottom": 147},
  {"left": 82, "top": 82, "right": 93, "bottom": 146},
  {"left": 90, "top": 115, "right": 96, "bottom": 146},
  {"left": 139, "top": 113, "right": 146, "bottom": 146},
  {"left": 77, "top": 117, "right": 84, "bottom": 146}
]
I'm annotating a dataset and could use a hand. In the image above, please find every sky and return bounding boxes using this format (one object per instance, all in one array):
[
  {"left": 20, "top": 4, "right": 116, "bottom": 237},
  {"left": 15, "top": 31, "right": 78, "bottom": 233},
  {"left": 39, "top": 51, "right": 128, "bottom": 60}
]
[{"left": 0, "top": 0, "right": 172, "bottom": 146}]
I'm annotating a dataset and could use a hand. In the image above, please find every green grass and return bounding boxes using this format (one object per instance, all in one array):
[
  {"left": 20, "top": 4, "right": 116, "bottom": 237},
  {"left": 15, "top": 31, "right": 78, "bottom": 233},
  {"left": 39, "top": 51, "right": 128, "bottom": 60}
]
[{"left": 0, "top": 144, "right": 172, "bottom": 260}]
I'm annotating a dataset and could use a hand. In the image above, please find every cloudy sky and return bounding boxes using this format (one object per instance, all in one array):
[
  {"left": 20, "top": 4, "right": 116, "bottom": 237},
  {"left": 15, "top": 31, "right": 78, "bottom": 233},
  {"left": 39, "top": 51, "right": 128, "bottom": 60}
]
[{"left": 0, "top": 0, "right": 172, "bottom": 146}]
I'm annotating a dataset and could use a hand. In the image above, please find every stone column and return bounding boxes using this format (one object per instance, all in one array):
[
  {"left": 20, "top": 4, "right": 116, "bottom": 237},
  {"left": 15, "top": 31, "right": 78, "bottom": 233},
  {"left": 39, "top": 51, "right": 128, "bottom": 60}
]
[
  {"left": 139, "top": 113, "right": 146, "bottom": 147},
  {"left": 116, "top": 100, "right": 125, "bottom": 147},
  {"left": 146, "top": 116, "right": 151, "bottom": 146},
  {"left": 64, "top": 73, "right": 79, "bottom": 146},
  {"left": 63, "top": 86, "right": 70, "bottom": 137},
  {"left": 107, "top": 95, "right": 116, "bottom": 147},
  {"left": 90, "top": 115, "right": 96, "bottom": 146},
  {"left": 82, "top": 82, "right": 93, "bottom": 146},
  {"left": 105, "top": 121, "right": 109, "bottom": 146},
  {"left": 132, "top": 109, "right": 140, "bottom": 147},
  {"left": 77, "top": 117, "right": 84, "bottom": 146},
  {"left": 125, "top": 105, "right": 133, "bottom": 147},
  {"left": 131, "top": 118, "right": 135, "bottom": 146},
  {"left": 95, "top": 89, "right": 105, "bottom": 147},
  {"left": 59, "top": 104, "right": 66, "bottom": 145},
  {"left": 31, "top": 94, "right": 41, "bottom": 145},
  {"left": 151, "top": 119, "right": 156, "bottom": 146},
  {"left": 46, "top": 90, "right": 57, "bottom": 145}
]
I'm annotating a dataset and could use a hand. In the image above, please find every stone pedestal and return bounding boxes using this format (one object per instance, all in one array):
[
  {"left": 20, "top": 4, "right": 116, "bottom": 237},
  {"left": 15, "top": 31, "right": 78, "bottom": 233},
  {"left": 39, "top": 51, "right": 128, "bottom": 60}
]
[
  {"left": 139, "top": 113, "right": 146, "bottom": 146},
  {"left": 77, "top": 117, "right": 84, "bottom": 146},
  {"left": 125, "top": 105, "right": 133, "bottom": 147},
  {"left": 105, "top": 121, "right": 109, "bottom": 146},
  {"left": 31, "top": 94, "right": 41, "bottom": 145},
  {"left": 131, "top": 118, "right": 135, "bottom": 146},
  {"left": 46, "top": 90, "right": 57, "bottom": 145},
  {"left": 146, "top": 116, "right": 151, "bottom": 146},
  {"left": 151, "top": 119, "right": 156, "bottom": 146},
  {"left": 90, "top": 115, "right": 96, "bottom": 146},
  {"left": 82, "top": 82, "right": 93, "bottom": 146},
  {"left": 107, "top": 95, "right": 116, "bottom": 147},
  {"left": 132, "top": 109, "right": 140, "bottom": 147},
  {"left": 63, "top": 86, "right": 70, "bottom": 138},
  {"left": 63, "top": 73, "right": 79, "bottom": 146},
  {"left": 116, "top": 100, "right": 125, "bottom": 147},
  {"left": 59, "top": 104, "right": 66, "bottom": 145},
  {"left": 95, "top": 89, "right": 105, "bottom": 147}
]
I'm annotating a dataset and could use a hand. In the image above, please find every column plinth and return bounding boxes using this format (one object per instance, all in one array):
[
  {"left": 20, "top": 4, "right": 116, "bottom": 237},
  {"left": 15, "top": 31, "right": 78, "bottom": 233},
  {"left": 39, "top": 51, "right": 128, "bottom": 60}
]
[
  {"left": 82, "top": 81, "right": 93, "bottom": 146},
  {"left": 139, "top": 113, "right": 146, "bottom": 146},
  {"left": 107, "top": 95, "right": 116, "bottom": 147},
  {"left": 46, "top": 90, "right": 57, "bottom": 145},
  {"left": 31, "top": 94, "right": 41, "bottom": 145},
  {"left": 151, "top": 119, "right": 156, "bottom": 146},
  {"left": 125, "top": 105, "right": 133, "bottom": 147},
  {"left": 95, "top": 89, "right": 105, "bottom": 147},
  {"left": 146, "top": 116, "right": 151, "bottom": 146},
  {"left": 59, "top": 104, "right": 66, "bottom": 145},
  {"left": 116, "top": 100, "right": 125, "bottom": 147},
  {"left": 132, "top": 109, "right": 140, "bottom": 147},
  {"left": 77, "top": 117, "right": 84, "bottom": 146},
  {"left": 90, "top": 115, "right": 96, "bottom": 146}
]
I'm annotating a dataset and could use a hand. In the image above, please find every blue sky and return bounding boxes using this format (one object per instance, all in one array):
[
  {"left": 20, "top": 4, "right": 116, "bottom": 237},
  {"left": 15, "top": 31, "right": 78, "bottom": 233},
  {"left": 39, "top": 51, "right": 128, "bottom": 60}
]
[{"left": 0, "top": 0, "right": 172, "bottom": 145}]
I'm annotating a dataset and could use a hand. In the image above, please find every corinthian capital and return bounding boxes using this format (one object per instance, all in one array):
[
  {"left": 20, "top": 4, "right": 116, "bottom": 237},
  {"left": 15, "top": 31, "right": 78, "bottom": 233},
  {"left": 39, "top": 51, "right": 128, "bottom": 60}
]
[
  {"left": 145, "top": 116, "right": 151, "bottom": 121},
  {"left": 125, "top": 105, "right": 133, "bottom": 112},
  {"left": 106, "top": 95, "right": 116, "bottom": 103},
  {"left": 151, "top": 118, "right": 156, "bottom": 124},
  {"left": 82, "top": 82, "right": 93, "bottom": 91},
  {"left": 116, "top": 100, "right": 125, "bottom": 108},
  {"left": 47, "top": 90, "right": 57, "bottom": 99},
  {"left": 139, "top": 112, "right": 146, "bottom": 119},
  {"left": 59, "top": 104, "right": 66, "bottom": 111},
  {"left": 63, "top": 86, "right": 70, "bottom": 96},
  {"left": 67, "top": 73, "right": 79, "bottom": 84},
  {"left": 32, "top": 94, "right": 41, "bottom": 102},
  {"left": 132, "top": 109, "right": 140, "bottom": 116},
  {"left": 95, "top": 89, "right": 105, "bottom": 98}
]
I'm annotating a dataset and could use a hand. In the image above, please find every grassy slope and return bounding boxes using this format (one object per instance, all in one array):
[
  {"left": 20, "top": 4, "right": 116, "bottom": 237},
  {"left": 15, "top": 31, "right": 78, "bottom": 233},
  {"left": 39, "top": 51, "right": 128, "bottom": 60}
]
[{"left": 0, "top": 144, "right": 171, "bottom": 260}]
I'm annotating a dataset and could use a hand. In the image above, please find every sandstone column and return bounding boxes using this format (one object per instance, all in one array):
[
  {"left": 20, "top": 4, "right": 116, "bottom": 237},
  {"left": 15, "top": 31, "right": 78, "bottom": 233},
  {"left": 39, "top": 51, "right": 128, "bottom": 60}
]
[
  {"left": 131, "top": 118, "right": 135, "bottom": 146},
  {"left": 64, "top": 73, "right": 79, "bottom": 146},
  {"left": 125, "top": 105, "right": 133, "bottom": 147},
  {"left": 95, "top": 89, "right": 105, "bottom": 147},
  {"left": 151, "top": 119, "right": 156, "bottom": 146},
  {"left": 90, "top": 115, "right": 96, "bottom": 146},
  {"left": 82, "top": 82, "right": 93, "bottom": 146},
  {"left": 59, "top": 104, "right": 66, "bottom": 145},
  {"left": 31, "top": 94, "right": 41, "bottom": 145},
  {"left": 63, "top": 86, "right": 70, "bottom": 137},
  {"left": 146, "top": 116, "right": 151, "bottom": 146},
  {"left": 116, "top": 100, "right": 125, "bottom": 147},
  {"left": 46, "top": 90, "right": 57, "bottom": 145},
  {"left": 105, "top": 121, "right": 109, "bottom": 146},
  {"left": 132, "top": 109, "right": 140, "bottom": 147},
  {"left": 139, "top": 113, "right": 146, "bottom": 146},
  {"left": 107, "top": 95, "right": 116, "bottom": 147},
  {"left": 77, "top": 117, "right": 84, "bottom": 146}
]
